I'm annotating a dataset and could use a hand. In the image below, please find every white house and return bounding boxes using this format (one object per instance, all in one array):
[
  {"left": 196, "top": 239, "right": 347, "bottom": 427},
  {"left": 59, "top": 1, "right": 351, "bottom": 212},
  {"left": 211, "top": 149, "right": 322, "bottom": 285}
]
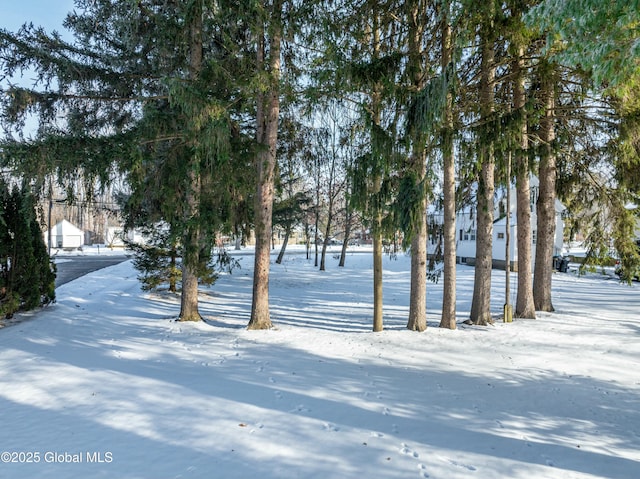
[
  {"left": 45, "top": 219, "right": 84, "bottom": 249},
  {"left": 105, "top": 226, "right": 126, "bottom": 247},
  {"left": 105, "top": 226, "right": 147, "bottom": 247},
  {"left": 430, "top": 176, "right": 565, "bottom": 271}
]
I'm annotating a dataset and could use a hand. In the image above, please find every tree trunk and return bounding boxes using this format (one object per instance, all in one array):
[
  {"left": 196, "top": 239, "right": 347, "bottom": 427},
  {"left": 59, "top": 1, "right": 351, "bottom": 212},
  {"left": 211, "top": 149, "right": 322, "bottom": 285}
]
[
  {"left": 275, "top": 226, "right": 290, "bottom": 264},
  {"left": 372, "top": 212, "right": 384, "bottom": 332},
  {"left": 248, "top": 3, "right": 281, "bottom": 330},
  {"left": 366, "top": 8, "right": 386, "bottom": 333},
  {"left": 470, "top": 15, "right": 495, "bottom": 326},
  {"left": 407, "top": 213, "right": 427, "bottom": 331},
  {"left": 338, "top": 194, "right": 352, "bottom": 267},
  {"left": 304, "top": 220, "right": 310, "bottom": 260},
  {"left": 405, "top": 0, "right": 427, "bottom": 332},
  {"left": 178, "top": 169, "right": 203, "bottom": 322},
  {"left": 439, "top": 5, "right": 456, "bottom": 330},
  {"left": 180, "top": 262, "right": 201, "bottom": 321},
  {"left": 319, "top": 198, "right": 334, "bottom": 271},
  {"left": 178, "top": 2, "right": 203, "bottom": 322},
  {"left": 314, "top": 160, "right": 320, "bottom": 268},
  {"left": 513, "top": 45, "right": 536, "bottom": 319},
  {"left": 533, "top": 61, "right": 557, "bottom": 312},
  {"left": 339, "top": 237, "right": 348, "bottom": 267},
  {"left": 319, "top": 235, "right": 329, "bottom": 270}
]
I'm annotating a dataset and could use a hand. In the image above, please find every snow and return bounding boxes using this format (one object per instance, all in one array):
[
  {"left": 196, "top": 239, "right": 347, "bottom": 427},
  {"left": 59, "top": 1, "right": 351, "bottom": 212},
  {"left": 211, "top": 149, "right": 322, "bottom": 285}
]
[
  {"left": 1, "top": 247, "right": 639, "bottom": 479},
  {"left": 51, "top": 244, "right": 131, "bottom": 257}
]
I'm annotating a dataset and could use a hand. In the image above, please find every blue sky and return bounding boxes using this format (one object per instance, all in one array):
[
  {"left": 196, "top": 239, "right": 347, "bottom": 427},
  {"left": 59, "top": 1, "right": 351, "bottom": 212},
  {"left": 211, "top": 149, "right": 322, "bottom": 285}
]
[
  {"left": 1, "top": 0, "right": 76, "bottom": 137},
  {"left": 2, "top": 0, "right": 76, "bottom": 33}
]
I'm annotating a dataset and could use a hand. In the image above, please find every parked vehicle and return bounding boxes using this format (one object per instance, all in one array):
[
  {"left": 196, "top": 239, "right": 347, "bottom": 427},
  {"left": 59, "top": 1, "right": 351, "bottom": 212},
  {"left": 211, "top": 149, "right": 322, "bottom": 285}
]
[{"left": 553, "top": 255, "right": 570, "bottom": 273}]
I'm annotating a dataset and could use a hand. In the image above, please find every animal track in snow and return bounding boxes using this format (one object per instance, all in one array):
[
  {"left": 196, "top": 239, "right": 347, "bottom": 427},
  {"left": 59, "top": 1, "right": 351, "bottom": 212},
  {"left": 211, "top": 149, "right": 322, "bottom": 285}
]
[
  {"left": 290, "top": 404, "right": 310, "bottom": 413},
  {"left": 399, "top": 443, "right": 419, "bottom": 458},
  {"left": 323, "top": 422, "right": 340, "bottom": 432},
  {"left": 447, "top": 459, "right": 477, "bottom": 471}
]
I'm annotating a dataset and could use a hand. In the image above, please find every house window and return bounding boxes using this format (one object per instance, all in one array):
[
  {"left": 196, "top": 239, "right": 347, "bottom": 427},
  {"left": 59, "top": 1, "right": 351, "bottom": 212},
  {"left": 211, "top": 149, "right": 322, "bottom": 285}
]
[
  {"left": 497, "top": 232, "right": 505, "bottom": 240},
  {"left": 460, "top": 229, "right": 475, "bottom": 241},
  {"left": 532, "top": 230, "right": 537, "bottom": 244}
]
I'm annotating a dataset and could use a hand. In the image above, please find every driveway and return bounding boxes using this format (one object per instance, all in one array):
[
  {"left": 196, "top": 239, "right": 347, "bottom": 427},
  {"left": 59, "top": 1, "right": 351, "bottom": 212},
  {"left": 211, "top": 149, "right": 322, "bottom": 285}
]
[{"left": 54, "top": 255, "right": 131, "bottom": 287}]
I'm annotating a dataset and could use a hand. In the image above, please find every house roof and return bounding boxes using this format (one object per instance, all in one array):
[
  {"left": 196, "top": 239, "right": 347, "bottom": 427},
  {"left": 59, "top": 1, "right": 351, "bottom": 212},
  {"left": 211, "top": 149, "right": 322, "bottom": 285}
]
[{"left": 49, "top": 219, "right": 84, "bottom": 235}]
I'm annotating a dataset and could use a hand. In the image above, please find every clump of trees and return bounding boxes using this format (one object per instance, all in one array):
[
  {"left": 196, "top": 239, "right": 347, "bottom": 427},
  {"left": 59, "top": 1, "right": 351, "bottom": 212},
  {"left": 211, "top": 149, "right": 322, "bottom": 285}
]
[
  {"left": 0, "top": 0, "right": 638, "bottom": 330},
  {"left": 0, "top": 179, "right": 55, "bottom": 318}
]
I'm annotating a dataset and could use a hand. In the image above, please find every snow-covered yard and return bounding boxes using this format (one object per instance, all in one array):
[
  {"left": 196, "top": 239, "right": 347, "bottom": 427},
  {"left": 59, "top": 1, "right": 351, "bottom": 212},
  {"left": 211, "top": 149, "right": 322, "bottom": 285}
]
[{"left": 0, "top": 248, "right": 638, "bottom": 478}]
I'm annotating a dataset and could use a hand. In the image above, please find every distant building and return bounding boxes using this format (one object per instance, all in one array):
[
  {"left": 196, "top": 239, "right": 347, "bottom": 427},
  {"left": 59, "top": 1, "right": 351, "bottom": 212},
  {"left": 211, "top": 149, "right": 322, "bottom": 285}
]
[
  {"left": 45, "top": 219, "right": 84, "bottom": 249},
  {"left": 105, "top": 226, "right": 148, "bottom": 247},
  {"left": 105, "top": 226, "right": 125, "bottom": 247},
  {"left": 429, "top": 175, "right": 565, "bottom": 271}
]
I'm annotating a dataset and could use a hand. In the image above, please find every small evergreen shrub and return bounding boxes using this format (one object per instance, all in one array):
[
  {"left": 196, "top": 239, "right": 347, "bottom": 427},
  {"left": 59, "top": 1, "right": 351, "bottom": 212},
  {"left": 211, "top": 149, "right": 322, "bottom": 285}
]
[{"left": 0, "top": 181, "right": 56, "bottom": 318}]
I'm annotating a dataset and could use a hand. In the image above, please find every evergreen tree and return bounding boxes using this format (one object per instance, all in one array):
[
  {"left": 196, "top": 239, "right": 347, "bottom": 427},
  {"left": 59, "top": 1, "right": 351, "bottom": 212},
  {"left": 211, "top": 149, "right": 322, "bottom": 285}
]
[
  {"left": 247, "top": 0, "right": 283, "bottom": 330},
  {"left": 469, "top": 0, "right": 498, "bottom": 325},
  {"left": 532, "top": 59, "right": 558, "bottom": 312},
  {"left": 403, "top": 0, "right": 432, "bottom": 332},
  {"left": 610, "top": 88, "right": 640, "bottom": 282},
  {"left": 0, "top": 179, "right": 55, "bottom": 318},
  {"left": 309, "top": 0, "right": 404, "bottom": 332},
  {"left": 528, "top": 0, "right": 640, "bottom": 284},
  {"left": 527, "top": 0, "right": 640, "bottom": 93},
  {"left": 123, "top": 226, "right": 181, "bottom": 293},
  {"left": 438, "top": 0, "right": 458, "bottom": 330},
  {"left": 507, "top": 0, "right": 536, "bottom": 319},
  {"left": 1, "top": 1, "right": 245, "bottom": 321},
  {"left": 350, "top": 3, "right": 403, "bottom": 332}
]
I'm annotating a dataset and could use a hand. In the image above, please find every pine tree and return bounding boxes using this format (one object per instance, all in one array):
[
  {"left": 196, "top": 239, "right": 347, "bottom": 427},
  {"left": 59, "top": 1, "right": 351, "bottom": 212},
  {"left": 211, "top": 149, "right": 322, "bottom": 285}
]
[
  {"left": 403, "top": 0, "right": 431, "bottom": 332},
  {"left": 1, "top": 1, "right": 245, "bottom": 321},
  {"left": 178, "top": 0, "right": 205, "bottom": 321},
  {"left": 533, "top": 59, "right": 557, "bottom": 312},
  {"left": 0, "top": 180, "right": 55, "bottom": 318},
  {"left": 469, "top": 0, "right": 498, "bottom": 325},
  {"left": 528, "top": 0, "right": 640, "bottom": 284},
  {"left": 310, "top": 0, "right": 404, "bottom": 332},
  {"left": 527, "top": 0, "right": 640, "bottom": 94},
  {"left": 248, "top": 0, "right": 283, "bottom": 330},
  {"left": 352, "top": 4, "right": 402, "bottom": 332},
  {"left": 124, "top": 227, "right": 181, "bottom": 293},
  {"left": 508, "top": 0, "right": 536, "bottom": 319},
  {"left": 439, "top": 0, "right": 458, "bottom": 330}
]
